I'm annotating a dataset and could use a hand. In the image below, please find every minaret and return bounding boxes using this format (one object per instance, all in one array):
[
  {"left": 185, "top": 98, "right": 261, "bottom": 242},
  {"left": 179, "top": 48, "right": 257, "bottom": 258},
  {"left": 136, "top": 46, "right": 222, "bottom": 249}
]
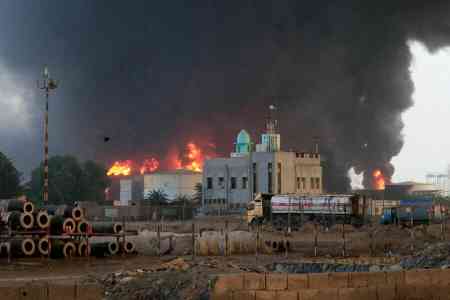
[{"left": 261, "top": 105, "right": 280, "bottom": 152}]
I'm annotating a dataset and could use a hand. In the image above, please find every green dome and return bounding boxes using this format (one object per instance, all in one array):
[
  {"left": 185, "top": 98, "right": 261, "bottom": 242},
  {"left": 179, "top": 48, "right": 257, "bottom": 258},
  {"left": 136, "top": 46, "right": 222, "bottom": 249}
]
[{"left": 237, "top": 130, "right": 251, "bottom": 144}]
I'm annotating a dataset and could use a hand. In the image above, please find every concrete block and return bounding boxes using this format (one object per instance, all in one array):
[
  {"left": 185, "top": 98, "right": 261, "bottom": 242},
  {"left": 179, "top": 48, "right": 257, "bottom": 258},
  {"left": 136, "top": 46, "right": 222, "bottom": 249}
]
[
  {"left": 328, "top": 272, "right": 349, "bottom": 288},
  {"left": 0, "top": 286, "right": 19, "bottom": 300},
  {"left": 75, "top": 283, "right": 103, "bottom": 300},
  {"left": 232, "top": 290, "right": 255, "bottom": 300},
  {"left": 440, "top": 269, "right": 450, "bottom": 285},
  {"left": 266, "top": 273, "right": 287, "bottom": 290},
  {"left": 19, "top": 284, "right": 48, "bottom": 300},
  {"left": 48, "top": 283, "right": 76, "bottom": 300},
  {"left": 397, "top": 284, "right": 436, "bottom": 300},
  {"left": 255, "top": 291, "right": 276, "bottom": 300},
  {"left": 275, "top": 290, "right": 298, "bottom": 300},
  {"left": 215, "top": 274, "right": 244, "bottom": 292},
  {"left": 300, "top": 288, "right": 338, "bottom": 300},
  {"left": 348, "top": 272, "right": 385, "bottom": 288},
  {"left": 404, "top": 269, "right": 433, "bottom": 286},
  {"left": 384, "top": 271, "right": 404, "bottom": 287},
  {"left": 211, "top": 290, "right": 232, "bottom": 300},
  {"left": 244, "top": 273, "right": 266, "bottom": 290},
  {"left": 287, "top": 274, "right": 308, "bottom": 290},
  {"left": 375, "top": 284, "right": 396, "bottom": 300},
  {"left": 307, "top": 273, "right": 329, "bottom": 289}
]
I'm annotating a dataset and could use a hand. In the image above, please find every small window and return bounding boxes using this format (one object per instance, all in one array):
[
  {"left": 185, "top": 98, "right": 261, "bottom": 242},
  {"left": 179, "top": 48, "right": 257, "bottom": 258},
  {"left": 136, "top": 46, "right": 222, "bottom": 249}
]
[
  {"left": 231, "top": 177, "right": 236, "bottom": 189},
  {"left": 301, "top": 178, "right": 306, "bottom": 189},
  {"left": 316, "top": 178, "right": 320, "bottom": 189},
  {"left": 310, "top": 178, "right": 314, "bottom": 189},
  {"left": 218, "top": 177, "right": 224, "bottom": 189},
  {"left": 297, "top": 177, "right": 301, "bottom": 190},
  {"left": 242, "top": 177, "right": 248, "bottom": 189},
  {"left": 207, "top": 177, "right": 213, "bottom": 189}
]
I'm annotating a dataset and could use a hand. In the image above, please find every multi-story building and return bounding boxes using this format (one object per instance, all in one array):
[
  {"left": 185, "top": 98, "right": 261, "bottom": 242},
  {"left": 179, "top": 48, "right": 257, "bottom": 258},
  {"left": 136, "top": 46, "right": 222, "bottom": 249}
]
[{"left": 202, "top": 109, "right": 322, "bottom": 213}]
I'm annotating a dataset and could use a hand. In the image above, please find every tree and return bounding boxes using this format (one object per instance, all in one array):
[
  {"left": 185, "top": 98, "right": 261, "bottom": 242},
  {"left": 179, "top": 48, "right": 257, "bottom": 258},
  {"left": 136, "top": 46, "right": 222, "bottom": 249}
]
[
  {"left": 192, "top": 183, "right": 202, "bottom": 205},
  {"left": 144, "top": 189, "right": 168, "bottom": 205},
  {"left": 172, "top": 195, "right": 191, "bottom": 206},
  {"left": 0, "top": 152, "right": 21, "bottom": 199},
  {"left": 29, "top": 155, "right": 110, "bottom": 205}
]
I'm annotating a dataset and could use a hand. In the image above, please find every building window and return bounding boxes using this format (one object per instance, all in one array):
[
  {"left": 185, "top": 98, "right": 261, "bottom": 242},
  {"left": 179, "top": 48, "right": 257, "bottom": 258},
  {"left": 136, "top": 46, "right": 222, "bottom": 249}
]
[
  {"left": 218, "top": 177, "right": 224, "bottom": 189},
  {"left": 242, "top": 177, "right": 248, "bottom": 189},
  {"left": 253, "top": 163, "right": 257, "bottom": 193},
  {"left": 277, "top": 163, "right": 282, "bottom": 194},
  {"left": 268, "top": 163, "right": 273, "bottom": 194},
  {"left": 310, "top": 178, "right": 314, "bottom": 190},
  {"left": 301, "top": 178, "right": 306, "bottom": 190},
  {"left": 297, "top": 177, "right": 301, "bottom": 190},
  {"left": 207, "top": 177, "right": 213, "bottom": 189},
  {"left": 231, "top": 177, "right": 236, "bottom": 189},
  {"left": 316, "top": 178, "right": 320, "bottom": 189}
]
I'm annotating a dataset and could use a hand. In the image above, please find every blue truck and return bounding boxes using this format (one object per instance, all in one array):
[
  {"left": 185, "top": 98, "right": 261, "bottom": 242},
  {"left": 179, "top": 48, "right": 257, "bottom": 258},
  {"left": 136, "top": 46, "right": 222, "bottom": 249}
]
[{"left": 379, "top": 198, "right": 433, "bottom": 226}]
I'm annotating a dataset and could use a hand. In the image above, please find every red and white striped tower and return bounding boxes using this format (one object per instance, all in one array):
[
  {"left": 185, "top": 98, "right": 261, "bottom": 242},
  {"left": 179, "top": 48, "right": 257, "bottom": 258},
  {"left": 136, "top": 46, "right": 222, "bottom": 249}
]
[{"left": 38, "top": 67, "right": 58, "bottom": 202}]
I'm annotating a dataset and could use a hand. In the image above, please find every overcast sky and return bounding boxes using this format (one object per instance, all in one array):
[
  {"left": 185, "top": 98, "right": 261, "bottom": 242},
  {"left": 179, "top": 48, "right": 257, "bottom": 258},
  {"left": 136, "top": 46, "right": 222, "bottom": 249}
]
[{"left": 391, "top": 41, "right": 450, "bottom": 182}]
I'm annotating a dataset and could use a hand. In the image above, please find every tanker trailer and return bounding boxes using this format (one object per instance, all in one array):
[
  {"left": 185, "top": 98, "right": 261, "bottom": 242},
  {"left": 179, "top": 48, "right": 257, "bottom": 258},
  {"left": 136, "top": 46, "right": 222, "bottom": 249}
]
[{"left": 246, "top": 193, "right": 368, "bottom": 229}]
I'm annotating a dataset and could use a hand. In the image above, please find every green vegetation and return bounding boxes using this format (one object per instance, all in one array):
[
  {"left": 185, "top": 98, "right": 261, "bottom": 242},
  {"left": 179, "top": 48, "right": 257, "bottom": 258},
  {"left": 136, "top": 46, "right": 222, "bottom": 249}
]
[
  {"left": 144, "top": 189, "right": 168, "bottom": 205},
  {"left": 0, "top": 151, "right": 22, "bottom": 199},
  {"left": 28, "top": 155, "right": 110, "bottom": 205}
]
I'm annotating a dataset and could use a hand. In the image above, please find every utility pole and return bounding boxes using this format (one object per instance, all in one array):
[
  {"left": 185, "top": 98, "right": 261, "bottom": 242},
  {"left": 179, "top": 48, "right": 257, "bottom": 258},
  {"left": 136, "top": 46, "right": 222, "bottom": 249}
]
[{"left": 38, "top": 67, "right": 58, "bottom": 202}]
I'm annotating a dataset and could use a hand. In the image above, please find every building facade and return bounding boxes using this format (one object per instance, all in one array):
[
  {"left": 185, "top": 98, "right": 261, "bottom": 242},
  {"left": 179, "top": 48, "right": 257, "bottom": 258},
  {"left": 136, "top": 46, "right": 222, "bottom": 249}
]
[{"left": 202, "top": 112, "right": 322, "bottom": 213}]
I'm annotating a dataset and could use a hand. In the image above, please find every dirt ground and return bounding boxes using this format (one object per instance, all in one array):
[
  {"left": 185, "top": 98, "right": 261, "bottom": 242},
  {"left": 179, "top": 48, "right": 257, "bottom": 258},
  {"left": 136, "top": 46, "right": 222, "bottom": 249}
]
[{"left": 1, "top": 216, "right": 450, "bottom": 299}]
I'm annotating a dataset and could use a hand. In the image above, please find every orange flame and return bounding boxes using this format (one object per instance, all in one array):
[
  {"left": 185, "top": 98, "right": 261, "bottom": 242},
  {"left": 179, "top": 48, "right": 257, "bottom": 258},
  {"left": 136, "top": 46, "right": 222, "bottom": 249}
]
[
  {"left": 373, "top": 169, "right": 385, "bottom": 190},
  {"left": 140, "top": 158, "right": 160, "bottom": 174},
  {"left": 170, "top": 141, "right": 216, "bottom": 172},
  {"left": 107, "top": 160, "right": 132, "bottom": 176}
]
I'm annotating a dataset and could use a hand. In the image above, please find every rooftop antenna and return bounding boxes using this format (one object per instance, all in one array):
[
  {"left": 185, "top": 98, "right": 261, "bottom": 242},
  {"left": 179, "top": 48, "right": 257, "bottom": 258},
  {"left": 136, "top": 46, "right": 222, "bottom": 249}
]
[
  {"left": 267, "top": 104, "right": 277, "bottom": 134},
  {"left": 38, "top": 66, "right": 58, "bottom": 202}
]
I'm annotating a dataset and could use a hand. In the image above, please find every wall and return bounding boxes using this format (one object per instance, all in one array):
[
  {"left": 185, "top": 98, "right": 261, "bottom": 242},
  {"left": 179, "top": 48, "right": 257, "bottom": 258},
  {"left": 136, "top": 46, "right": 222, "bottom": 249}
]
[
  {"left": 0, "top": 282, "right": 103, "bottom": 300},
  {"left": 212, "top": 269, "right": 450, "bottom": 300}
]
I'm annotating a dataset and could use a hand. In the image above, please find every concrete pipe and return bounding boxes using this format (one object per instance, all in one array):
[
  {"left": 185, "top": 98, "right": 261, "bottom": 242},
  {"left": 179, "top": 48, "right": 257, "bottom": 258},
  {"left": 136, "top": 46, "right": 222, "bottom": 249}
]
[
  {"left": 63, "top": 218, "right": 76, "bottom": 234},
  {"left": 63, "top": 241, "right": 76, "bottom": 258},
  {"left": 36, "top": 211, "right": 50, "bottom": 229},
  {"left": 64, "top": 206, "right": 83, "bottom": 222},
  {"left": 91, "top": 222, "right": 123, "bottom": 234},
  {"left": 20, "top": 213, "right": 34, "bottom": 230},
  {"left": 77, "top": 220, "right": 89, "bottom": 234},
  {"left": 10, "top": 238, "right": 35, "bottom": 256},
  {"left": 122, "top": 240, "right": 136, "bottom": 254},
  {"left": 0, "top": 242, "right": 9, "bottom": 257},
  {"left": 77, "top": 240, "right": 90, "bottom": 257},
  {"left": 108, "top": 241, "right": 119, "bottom": 255},
  {"left": 38, "top": 237, "right": 50, "bottom": 256},
  {"left": 23, "top": 202, "right": 34, "bottom": 214},
  {"left": 5, "top": 211, "right": 22, "bottom": 230}
]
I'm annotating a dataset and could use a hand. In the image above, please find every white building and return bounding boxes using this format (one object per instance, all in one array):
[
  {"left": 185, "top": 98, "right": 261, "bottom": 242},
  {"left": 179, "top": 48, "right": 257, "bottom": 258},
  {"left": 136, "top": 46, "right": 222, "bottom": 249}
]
[{"left": 142, "top": 170, "right": 202, "bottom": 200}]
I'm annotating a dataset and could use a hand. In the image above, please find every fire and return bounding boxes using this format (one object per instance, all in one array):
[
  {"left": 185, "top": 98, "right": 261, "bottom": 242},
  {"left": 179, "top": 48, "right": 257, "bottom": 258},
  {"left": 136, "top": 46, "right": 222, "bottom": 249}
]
[
  {"left": 170, "top": 141, "right": 216, "bottom": 172},
  {"left": 107, "top": 141, "right": 215, "bottom": 176},
  {"left": 107, "top": 160, "right": 132, "bottom": 176},
  {"left": 373, "top": 169, "right": 385, "bottom": 190},
  {"left": 140, "top": 158, "right": 160, "bottom": 174}
]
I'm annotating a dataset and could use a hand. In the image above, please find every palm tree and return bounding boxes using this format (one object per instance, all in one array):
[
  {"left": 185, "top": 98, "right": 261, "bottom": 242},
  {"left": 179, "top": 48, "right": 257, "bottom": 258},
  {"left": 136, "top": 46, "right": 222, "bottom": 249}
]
[
  {"left": 193, "top": 183, "right": 202, "bottom": 205},
  {"left": 144, "top": 189, "right": 168, "bottom": 205}
]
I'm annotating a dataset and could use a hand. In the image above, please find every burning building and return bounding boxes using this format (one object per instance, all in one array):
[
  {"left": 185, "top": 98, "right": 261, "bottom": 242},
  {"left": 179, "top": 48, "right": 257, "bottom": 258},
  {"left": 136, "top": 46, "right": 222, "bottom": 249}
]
[
  {"left": 202, "top": 108, "right": 322, "bottom": 213},
  {"left": 106, "top": 141, "right": 211, "bottom": 205}
]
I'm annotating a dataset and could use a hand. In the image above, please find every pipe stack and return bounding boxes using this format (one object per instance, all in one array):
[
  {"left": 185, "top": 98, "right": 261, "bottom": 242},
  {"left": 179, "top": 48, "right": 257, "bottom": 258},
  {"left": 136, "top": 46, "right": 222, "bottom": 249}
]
[{"left": 0, "top": 199, "right": 136, "bottom": 260}]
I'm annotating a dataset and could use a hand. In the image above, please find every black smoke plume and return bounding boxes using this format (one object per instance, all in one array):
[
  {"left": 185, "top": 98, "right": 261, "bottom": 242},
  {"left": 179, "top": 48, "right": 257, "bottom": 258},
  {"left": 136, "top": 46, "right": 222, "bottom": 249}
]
[{"left": 0, "top": 1, "right": 449, "bottom": 190}]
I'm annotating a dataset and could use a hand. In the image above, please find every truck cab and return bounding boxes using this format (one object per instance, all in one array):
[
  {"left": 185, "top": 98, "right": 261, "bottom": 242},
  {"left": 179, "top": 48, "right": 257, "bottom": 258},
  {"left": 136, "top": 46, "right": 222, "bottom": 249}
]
[{"left": 246, "top": 193, "right": 272, "bottom": 225}]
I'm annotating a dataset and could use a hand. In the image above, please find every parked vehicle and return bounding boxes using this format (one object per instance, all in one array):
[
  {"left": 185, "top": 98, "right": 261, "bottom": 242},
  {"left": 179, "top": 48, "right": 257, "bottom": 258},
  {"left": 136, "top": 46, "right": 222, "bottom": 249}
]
[
  {"left": 379, "top": 199, "right": 433, "bottom": 226},
  {"left": 246, "top": 193, "right": 368, "bottom": 229}
]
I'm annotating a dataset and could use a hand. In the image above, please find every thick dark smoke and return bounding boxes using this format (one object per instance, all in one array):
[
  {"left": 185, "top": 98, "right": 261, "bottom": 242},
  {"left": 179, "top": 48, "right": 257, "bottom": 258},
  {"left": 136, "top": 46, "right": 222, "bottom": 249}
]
[{"left": 0, "top": 1, "right": 449, "bottom": 190}]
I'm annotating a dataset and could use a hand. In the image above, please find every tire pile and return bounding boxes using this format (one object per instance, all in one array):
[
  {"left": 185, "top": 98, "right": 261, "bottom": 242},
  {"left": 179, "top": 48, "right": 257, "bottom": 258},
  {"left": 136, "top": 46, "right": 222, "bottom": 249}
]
[{"left": 0, "top": 199, "right": 136, "bottom": 259}]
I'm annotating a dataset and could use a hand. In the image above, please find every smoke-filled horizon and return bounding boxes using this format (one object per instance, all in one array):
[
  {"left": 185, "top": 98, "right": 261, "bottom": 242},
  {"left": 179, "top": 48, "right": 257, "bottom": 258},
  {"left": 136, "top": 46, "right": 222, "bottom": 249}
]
[{"left": 0, "top": 1, "right": 449, "bottom": 190}]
